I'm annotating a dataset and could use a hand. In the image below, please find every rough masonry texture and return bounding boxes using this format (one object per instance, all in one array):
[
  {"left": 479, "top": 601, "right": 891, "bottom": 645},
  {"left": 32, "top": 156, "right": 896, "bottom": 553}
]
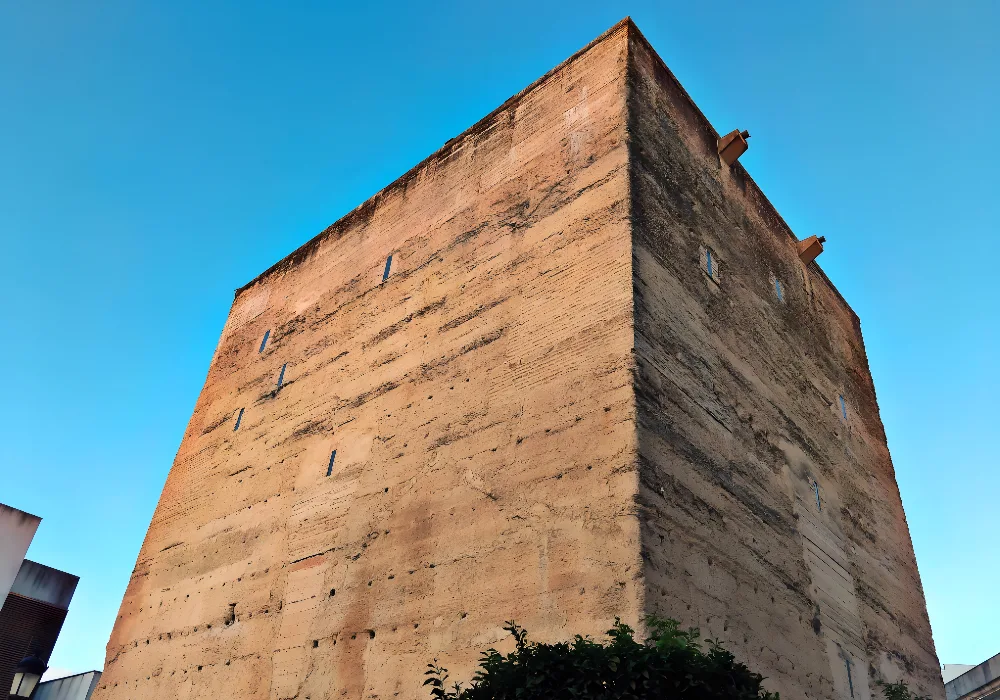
[{"left": 93, "top": 19, "right": 941, "bottom": 700}]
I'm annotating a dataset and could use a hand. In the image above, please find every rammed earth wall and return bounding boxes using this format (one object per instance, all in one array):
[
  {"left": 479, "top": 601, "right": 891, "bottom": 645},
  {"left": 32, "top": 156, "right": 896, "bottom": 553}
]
[{"left": 93, "top": 19, "right": 941, "bottom": 700}]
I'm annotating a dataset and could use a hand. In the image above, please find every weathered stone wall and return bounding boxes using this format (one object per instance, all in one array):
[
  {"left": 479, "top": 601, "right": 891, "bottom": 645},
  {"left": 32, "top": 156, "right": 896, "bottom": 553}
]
[
  {"left": 93, "top": 18, "right": 941, "bottom": 700},
  {"left": 626, "top": 25, "right": 941, "bottom": 700},
  {"left": 93, "top": 23, "right": 640, "bottom": 700}
]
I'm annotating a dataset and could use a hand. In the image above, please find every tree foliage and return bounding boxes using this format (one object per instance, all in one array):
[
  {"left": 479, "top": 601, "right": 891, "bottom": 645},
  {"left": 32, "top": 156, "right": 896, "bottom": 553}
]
[
  {"left": 425, "top": 617, "right": 930, "bottom": 700},
  {"left": 876, "top": 679, "right": 931, "bottom": 700},
  {"left": 424, "top": 617, "right": 779, "bottom": 700}
]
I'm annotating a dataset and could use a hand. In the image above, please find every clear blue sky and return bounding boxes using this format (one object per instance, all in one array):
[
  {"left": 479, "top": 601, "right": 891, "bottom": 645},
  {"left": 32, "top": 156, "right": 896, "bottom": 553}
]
[{"left": 1, "top": 0, "right": 995, "bottom": 678}]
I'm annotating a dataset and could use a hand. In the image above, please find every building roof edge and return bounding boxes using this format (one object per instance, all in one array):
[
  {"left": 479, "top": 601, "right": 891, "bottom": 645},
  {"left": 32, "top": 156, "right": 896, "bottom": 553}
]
[
  {"left": 233, "top": 17, "right": 635, "bottom": 298},
  {"left": 624, "top": 20, "right": 859, "bottom": 323}
]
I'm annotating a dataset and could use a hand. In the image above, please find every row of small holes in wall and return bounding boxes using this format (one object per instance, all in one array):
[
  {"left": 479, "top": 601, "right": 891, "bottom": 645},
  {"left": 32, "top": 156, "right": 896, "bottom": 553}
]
[
  {"left": 113, "top": 566, "right": 466, "bottom": 678},
  {"left": 103, "top": 610, "right": 474, "bottom": 692}
]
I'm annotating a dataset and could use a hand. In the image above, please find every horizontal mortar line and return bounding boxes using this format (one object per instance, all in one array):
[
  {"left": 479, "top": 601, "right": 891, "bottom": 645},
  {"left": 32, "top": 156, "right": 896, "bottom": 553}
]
[
  {"left": 815, "top": 600, "right": 862, "bottom": 637},
  {"left": 802, "top": 545, "right": 852, "bottom": 585},
  {"left": 799, "top": 532, "right": 852, "bottom": 578},
  {"left": 809, "top": 578, "right": 860, "bottom": 607},
  {"left": 819, "top": 617, "right": 865, "bottom": 645},
  {"left": 799, "top": 520, "right": 847, "bottom": 561},
  {"left": 814, "top": 596, "right": 861, "bottom": 634},
  {"left": 811, "top": 584, "right": 862, "bottom": 613}
]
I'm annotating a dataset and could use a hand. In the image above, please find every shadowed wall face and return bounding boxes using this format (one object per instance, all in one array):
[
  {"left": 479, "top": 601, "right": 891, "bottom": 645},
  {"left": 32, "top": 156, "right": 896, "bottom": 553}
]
[
  {"left": 91, "top": 19, "right": 941, "bottom": 700},
  {"left": 93, "top": 24, "right": 638, "bottom": 700},
  {"left": 627, "top": 30, "right": 940, "bottom": 700}
]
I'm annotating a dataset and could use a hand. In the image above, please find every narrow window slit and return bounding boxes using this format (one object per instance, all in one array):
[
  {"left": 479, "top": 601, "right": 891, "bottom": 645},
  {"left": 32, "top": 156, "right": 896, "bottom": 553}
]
[
  {"left": 701, "top": 246, "right": 720, "bottom": 283},
  {"left": 382, "top": 254, "right": 393, "bottom": 282},
  {"left": 844, "top": 656, "right": 855, "bottom": 698},
  {"left": 326, "top": 450, "right": 337, "bottom": 477},
  {"left": 769, "top": 273, "right": 785, "bottom": 302},
  {"left": 277, "top": 363, "right": 287, "bottom": 388},
  {"left": 234, "top": 408, "right": 244, "bottom": 431},
  {"left": 259, "top": 330, "right": 270, "bottom": 353}
]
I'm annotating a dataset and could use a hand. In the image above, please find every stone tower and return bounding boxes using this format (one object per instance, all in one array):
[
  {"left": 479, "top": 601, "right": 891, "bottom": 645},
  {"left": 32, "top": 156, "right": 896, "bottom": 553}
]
[{"left": 92, "top": 19, "right": 942, "bottom": 700}]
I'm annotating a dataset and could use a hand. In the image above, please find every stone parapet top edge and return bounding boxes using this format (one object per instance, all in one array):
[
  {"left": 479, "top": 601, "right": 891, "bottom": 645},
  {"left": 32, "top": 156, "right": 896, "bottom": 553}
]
[
  {"left": 233, "top": 16, "right": 859, "bottom": 332},
  {"left": 626, "top": 21, "right": 860, "bottom": 327},
  {"left": 233, "top": 17, "right": 634, "bottom": 299}
]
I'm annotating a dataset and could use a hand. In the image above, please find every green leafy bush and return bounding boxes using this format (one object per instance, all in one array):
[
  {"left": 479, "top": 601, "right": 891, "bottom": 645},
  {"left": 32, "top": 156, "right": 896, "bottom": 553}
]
[
  {"left": 876, "top": 679, "right": 930, "bottom": 700},
  {"left": 424, "top": 617, "right": 779, "bottom": 700}
]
